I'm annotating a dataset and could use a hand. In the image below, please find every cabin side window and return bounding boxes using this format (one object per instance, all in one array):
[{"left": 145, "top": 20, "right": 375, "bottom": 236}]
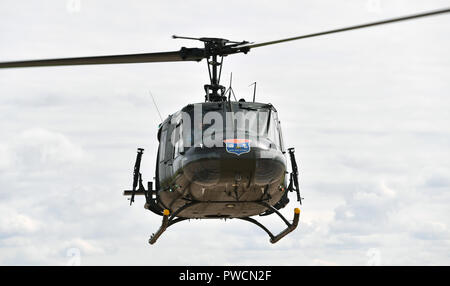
[
  {"left": 268, "top": 111, "right": 281, "bottom": 149},
  {"left": 173, "top": 120, "right": 183, "bottom": 158},
  {"left": 164, "top": 123, "right": 174, "bottom": 161},
  {"left": 159, "top": 129, "right": 167, "bottom": 162},
  {"left": 278, "top": 121, "right": 285, "bottom": 152}
]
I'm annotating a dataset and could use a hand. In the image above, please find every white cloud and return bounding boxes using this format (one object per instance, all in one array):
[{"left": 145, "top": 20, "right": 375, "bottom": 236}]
[
  {"left": 0, "top": 144, "right": 11, "bottom": 170},
  {"left": 0, "top": 208, "right": 40, "bottom": 236},
  {"left": 62, "top": 238, "right": 106, "bottom": 256},
  {"left": 11, "top": 128, "right": 84, "bottom": 169}
]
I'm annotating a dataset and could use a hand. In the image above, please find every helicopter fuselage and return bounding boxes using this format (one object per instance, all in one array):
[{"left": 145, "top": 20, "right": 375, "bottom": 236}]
[{"left": 154, "top": 101, "right": 288, "bottom": 219}]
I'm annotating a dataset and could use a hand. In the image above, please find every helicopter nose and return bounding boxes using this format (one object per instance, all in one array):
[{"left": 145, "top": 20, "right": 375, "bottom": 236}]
[
  {"left": 183, "top": 158, "right": 221, "bottom": 186},
  {"left": 182, "top": 147, "right": 285, "bottom": 187},
  {"left": 182, "top": 154, "right": 254, "bottom": 186},
  {"left": 254, "top": 158, "right": 285, "bottom": 185}
]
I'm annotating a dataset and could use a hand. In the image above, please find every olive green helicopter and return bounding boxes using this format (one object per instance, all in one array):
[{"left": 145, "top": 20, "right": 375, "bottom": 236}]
[{"left": 1, "top": 7, "right": 449, "bottom": 244}]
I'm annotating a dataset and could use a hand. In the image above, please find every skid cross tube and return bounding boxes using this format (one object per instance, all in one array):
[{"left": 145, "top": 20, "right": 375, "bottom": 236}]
[
  {"left": 148, "top": 201, "right": 200, "bottom": 245},
  {"left": 257, "top": 201, "right": 292, "bottom": 226},
  {"left": 256, "top": 201, "right": 301, "bottom": 243},
  {"left": 270, "top": 208, "right": 300, "bottom": 243},
  {"left": 239, "top": 208, "right": 300, "bottom": 243}
]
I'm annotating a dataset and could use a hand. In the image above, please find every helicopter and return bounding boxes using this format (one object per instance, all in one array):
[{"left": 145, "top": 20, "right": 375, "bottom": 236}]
[{"left": 1, "top": 7, "right": 449, "bottom": 245}]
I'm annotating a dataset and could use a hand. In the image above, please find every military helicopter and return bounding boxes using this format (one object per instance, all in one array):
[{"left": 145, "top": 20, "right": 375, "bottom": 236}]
[{"left": 1, "top": 8, "right": 449, "bottom": 244}]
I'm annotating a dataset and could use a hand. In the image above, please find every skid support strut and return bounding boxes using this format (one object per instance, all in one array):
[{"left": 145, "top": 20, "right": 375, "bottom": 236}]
[
  {"left": 149, "top": 209, "right": 170, "bottom": 245},
  {"left": 239, "top": 204, "right": 300, "bottom": 244},
  {"left": 148, "top": 202, "right": 199, "bottom": 245},
  {"left": 270, "top": 208, "right": 300, "bottom": 243}
]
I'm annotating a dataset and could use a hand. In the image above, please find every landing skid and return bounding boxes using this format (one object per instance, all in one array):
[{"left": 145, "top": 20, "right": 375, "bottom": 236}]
[
  {"left": 241, "top": 202, "right": 300, "bottom": 244},
  {"left": 148, "top": 201, "right": 300, "bottom": 245}
]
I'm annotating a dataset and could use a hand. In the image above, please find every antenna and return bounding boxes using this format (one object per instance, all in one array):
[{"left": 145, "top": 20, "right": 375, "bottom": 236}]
[
  {"left": 249, "top": 82, "right": 257, "bottom": 102},
  {"left": 226, "top": 72, "right": 237, "bottom": 101},
  {"left": 149, "top": 91, "right": 163, "bottom": 122}
]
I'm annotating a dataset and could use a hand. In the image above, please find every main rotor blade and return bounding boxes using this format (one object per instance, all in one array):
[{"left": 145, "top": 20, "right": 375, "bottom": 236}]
[
  {"left": 0, "top": 48, "right": 205, "bottom": 69},
  {"left": 244, "top": 7, "right": 450, "bottom": 49}
]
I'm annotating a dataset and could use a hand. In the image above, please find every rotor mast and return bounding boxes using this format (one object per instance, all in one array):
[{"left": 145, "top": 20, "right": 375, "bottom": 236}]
[
  {"left": 173, "top": 35, "right": 249, "bottom": 102},
  {"left": 204, "top": 38, "right": 226, "bottom": 102}
]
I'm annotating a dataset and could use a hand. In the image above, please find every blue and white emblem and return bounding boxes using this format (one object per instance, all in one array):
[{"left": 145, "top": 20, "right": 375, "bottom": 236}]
[{"left": 224, "top": 139, "right": 251, "bottom": 156}]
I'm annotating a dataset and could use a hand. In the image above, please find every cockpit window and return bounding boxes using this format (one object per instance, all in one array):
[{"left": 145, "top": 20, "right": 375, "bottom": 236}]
[
  {"left": 178, "top": 103, "right": 282, "bottom": 149},
  {"left": 267, "top": 110, "right": 281, "bottom": 149},
  {"left": 225, "top": 108, "right": 264, "bottom": 139}
]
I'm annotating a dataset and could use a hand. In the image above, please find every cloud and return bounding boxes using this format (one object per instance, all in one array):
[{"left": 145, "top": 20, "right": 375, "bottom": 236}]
[
  {"left": 2, "top": 128, "right": 84, "bottom": 173},
  {"left": 0, "top": 208, "right": 40, "bottom": 238},
  {"left": 16, "top": 128, "right": 83, "bottom": 166},
  {"left": 412, "top": 221, "right": 450, "bottom": 241},
  {"left": 424, "top": 173, "right": 450, "bottom": 189},
  {"left": 62, "top": 238, "right": 106, "bottom": 256},
  {"left": 0, "top": 144, "right": 11, "bottom": 170}
]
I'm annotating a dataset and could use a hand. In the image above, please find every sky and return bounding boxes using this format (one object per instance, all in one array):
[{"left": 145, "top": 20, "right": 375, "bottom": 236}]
[{"left": 0, "top": 0, "right": 449, "bottom": 265}]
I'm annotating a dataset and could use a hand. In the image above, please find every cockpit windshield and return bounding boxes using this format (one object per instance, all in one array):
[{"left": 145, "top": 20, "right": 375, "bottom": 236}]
[{"left": 168, "top": 102, "right": 283, "bottom": 151}]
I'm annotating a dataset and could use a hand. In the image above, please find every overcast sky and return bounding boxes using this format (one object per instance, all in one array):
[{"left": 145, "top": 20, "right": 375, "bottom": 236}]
[{"left": 0, "top": 0, "right": 449, "bottom": 265}]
